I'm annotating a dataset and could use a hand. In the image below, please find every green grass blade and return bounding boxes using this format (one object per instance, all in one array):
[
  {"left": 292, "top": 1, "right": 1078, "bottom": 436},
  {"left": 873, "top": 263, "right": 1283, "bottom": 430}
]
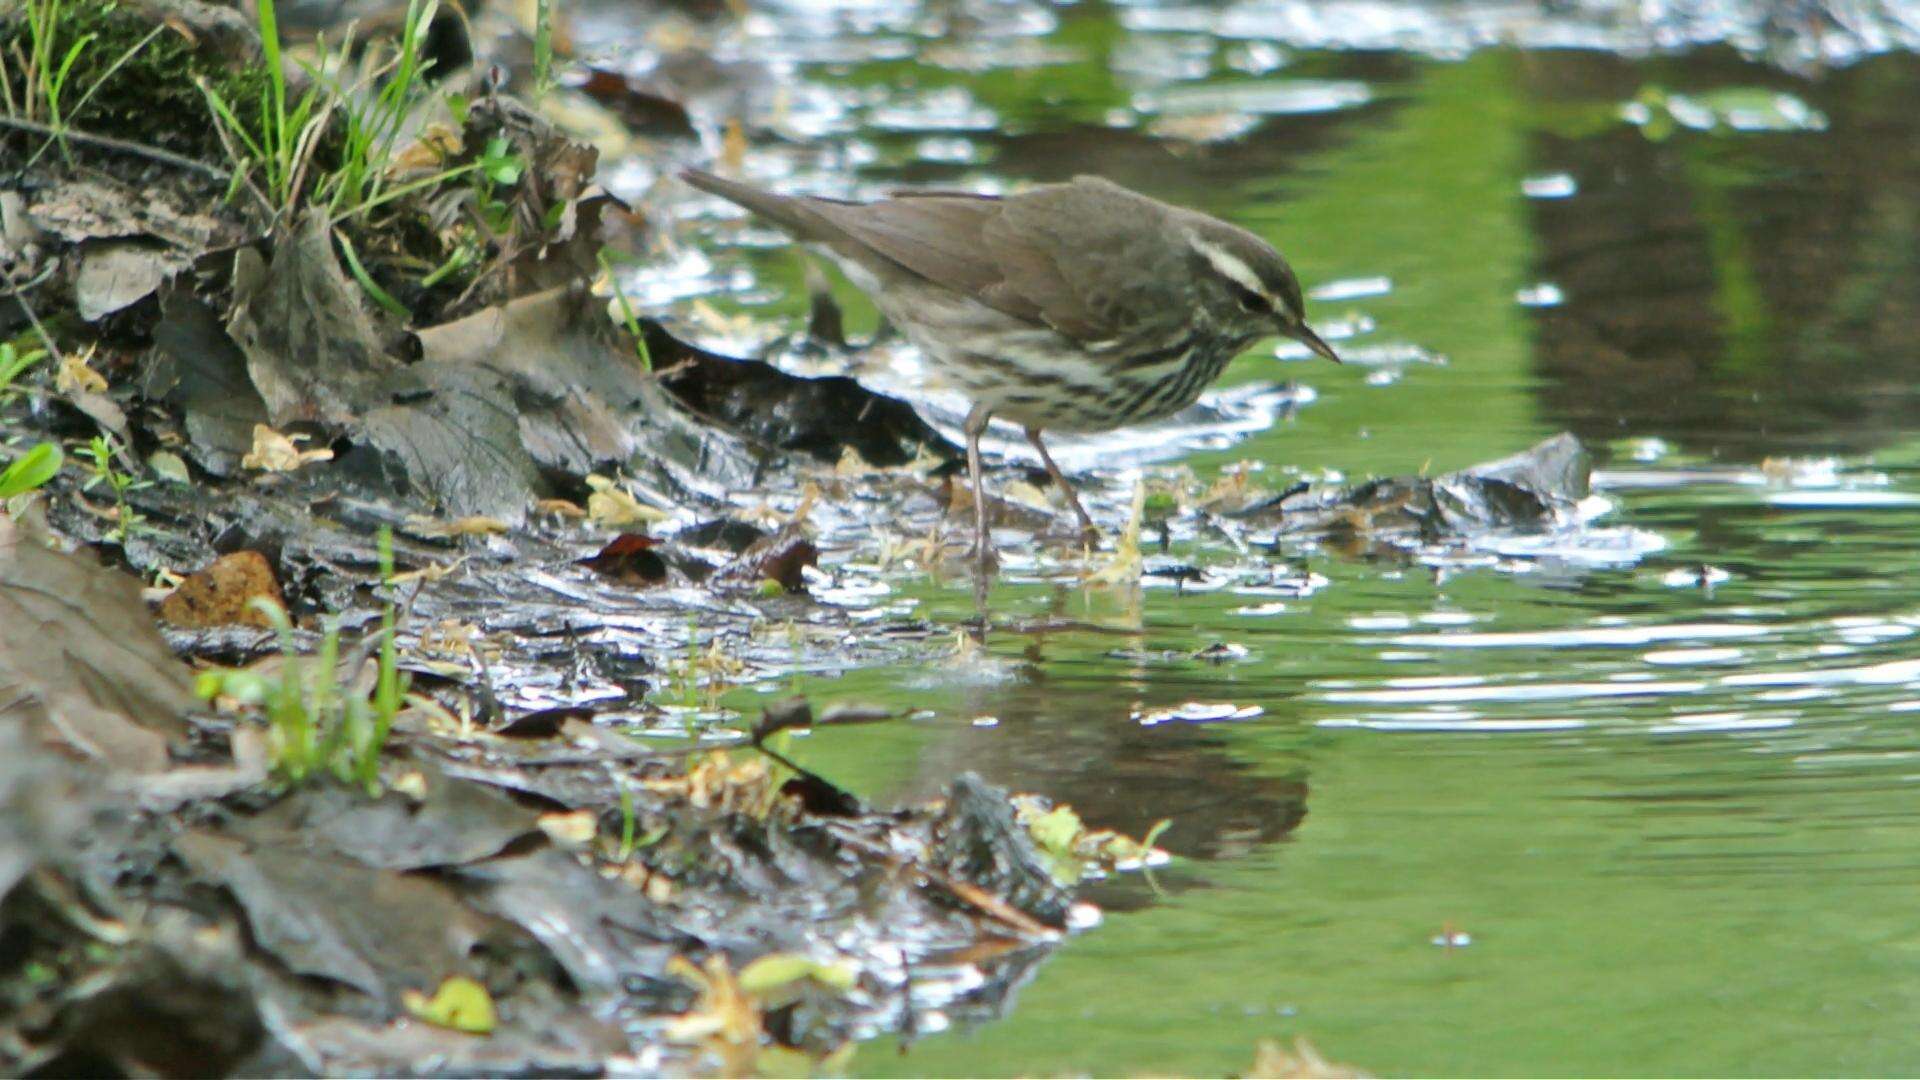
[
  {"left": 334, "top": 229, "right": 414, "bottom": 321},
  {"left": 0, "top": 442, "right": 63, "bottom": 499}
]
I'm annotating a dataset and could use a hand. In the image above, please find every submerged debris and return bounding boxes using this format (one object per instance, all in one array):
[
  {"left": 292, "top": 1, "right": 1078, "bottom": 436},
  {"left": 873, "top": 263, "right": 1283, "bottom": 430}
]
[{"left": 1229, "top": 432, "right": 1592, "bottom": 543}]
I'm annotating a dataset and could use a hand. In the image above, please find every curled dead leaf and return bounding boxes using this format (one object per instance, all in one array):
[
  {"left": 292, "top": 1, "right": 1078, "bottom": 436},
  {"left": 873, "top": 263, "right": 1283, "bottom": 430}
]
[
  {"left": 580, "top": 533, "right": 668, "bottom": 586},
  {"left": 241, "top": 424, "right": 334, "bottom": 472},
  {"left": 56, "top": 350, "right": 108, "bottom": 395}
]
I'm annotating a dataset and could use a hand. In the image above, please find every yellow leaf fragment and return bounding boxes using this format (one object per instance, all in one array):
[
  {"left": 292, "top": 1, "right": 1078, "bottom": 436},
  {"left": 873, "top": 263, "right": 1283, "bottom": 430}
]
[
  {"left": 538, "top": 809, "right": 597, "bottom": 847},
  {"left": 585, "top": 475, "right": 669, "bottom": 527},
  {"left": 402, "top": 975, "right": 496, "bottom": 1035},
  {"left": 405, "top": 514, "right": 510, "bottom": 538},
  {"left": 664, "top": 955, "right": 760, "bottom": 1076},
  {"left": 241, "top": 424, "right": 334, "bottom": 472},
  {"left": 56, "top": 350, "right": 108, "bottom": 394},
  {"left": 738, "top": 953, "right": 857, "bottom": 996},
  {"left": 391, "top": 122, "right": 463, "bottom": 173},
  {"left": 534, "top": 497, "right": 587, "bottom": 519},
  {"left": 389, "top": 555, "right": 470, "bottom": 585},
  {"left": 721, "top": 117, "right": 747, "bottom": 172}
]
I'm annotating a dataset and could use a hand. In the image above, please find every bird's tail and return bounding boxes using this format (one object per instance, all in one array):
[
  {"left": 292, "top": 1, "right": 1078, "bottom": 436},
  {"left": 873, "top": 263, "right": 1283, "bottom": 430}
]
[{"left": 680, "top": 168, "right": 831, "bottom": 241}]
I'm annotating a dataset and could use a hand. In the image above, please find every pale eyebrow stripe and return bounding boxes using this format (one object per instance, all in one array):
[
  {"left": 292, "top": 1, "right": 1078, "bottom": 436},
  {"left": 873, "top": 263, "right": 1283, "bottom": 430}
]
[{"left": 1188, "top": 235, "right": 1268, "bottom": 298}]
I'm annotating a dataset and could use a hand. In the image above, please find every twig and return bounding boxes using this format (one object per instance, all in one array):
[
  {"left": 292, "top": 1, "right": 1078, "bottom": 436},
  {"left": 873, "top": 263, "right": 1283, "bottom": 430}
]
[
  {"left": 0, "top": 115, "right": 230, "bottom": 180},
  {"left": 0, "top": 262, "right": 62, "bottom": 364},
  {"left": 825, "top": 823, "right": 1060, "bottom": 940}
]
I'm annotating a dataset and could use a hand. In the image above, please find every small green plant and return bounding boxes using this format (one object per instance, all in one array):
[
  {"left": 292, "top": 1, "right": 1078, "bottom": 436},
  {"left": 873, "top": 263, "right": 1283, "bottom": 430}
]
[
  {"left": 7, "top": 0, "right": 166, "bottom": 165},
  {"left": 0, "top": 441, "right": 62, "bottom": 501},
  {"left": 470, "top": 135, "right": 525, "bottom": 233},
  {"left": 195, "top": 527, "right": 410, "bottom": 791},
  {"left": 321, "top": 0, "right": 440, "bottom": 218},
  {"left": 197, "top": 0, "right": 325, "bottom": 215},
  {"left": 79, "top": 433, "right": 148, "bottom": 541},
  {"left": 599, "top": 249, "right": 654, "bottom": 371},
  {"left": 334, "top": 228, "right": 412, "bottom": 320},
  {"left": 199, "top": 0, "right": 478, "bottom": 225},
  {"left": 532, "top": 0, "right": 554, "bottom": 97},
  {"left": 0, "top": 341, "right": 48, "bottom": 401},
  {"left": 617, "top": 782, "right": 637, "bottom": 860},
  {"left": 15, "top": 0, "right": 90, "bottom": 126}
]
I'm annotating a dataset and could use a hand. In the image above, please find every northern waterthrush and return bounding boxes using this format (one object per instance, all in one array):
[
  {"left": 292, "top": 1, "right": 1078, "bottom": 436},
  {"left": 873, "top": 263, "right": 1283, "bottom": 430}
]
[{"left": 682, "top": 169, "right": 1341, "bottom": 567}]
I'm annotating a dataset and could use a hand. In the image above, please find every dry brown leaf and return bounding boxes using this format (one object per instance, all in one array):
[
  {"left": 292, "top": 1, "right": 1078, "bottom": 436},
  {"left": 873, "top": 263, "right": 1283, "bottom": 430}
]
[
  {"left": 390, "top": 123, "right": 464, "bottom": 173},
  {"left": 156, "top": 551, "right": 284, "bottom": 628}
]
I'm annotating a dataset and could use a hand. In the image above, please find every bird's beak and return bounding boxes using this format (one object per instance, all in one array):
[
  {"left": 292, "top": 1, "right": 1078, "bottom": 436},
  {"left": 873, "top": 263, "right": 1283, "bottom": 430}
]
[{"left": 1285, "top": 321, "right": 1342, "bottom": 364}]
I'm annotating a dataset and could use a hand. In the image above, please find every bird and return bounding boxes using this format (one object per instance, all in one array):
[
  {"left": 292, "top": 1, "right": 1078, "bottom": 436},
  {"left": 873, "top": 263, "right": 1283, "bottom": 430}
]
[{"left": 680, "top": 168, "right": 1341, "bottom": 570}]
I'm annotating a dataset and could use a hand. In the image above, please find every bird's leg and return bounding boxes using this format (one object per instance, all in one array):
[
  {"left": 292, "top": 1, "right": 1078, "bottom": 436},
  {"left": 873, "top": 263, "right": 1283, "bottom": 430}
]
[
  {"left": 965, "top": 404, "right": 996, "bottom": 573},
  {"left": 1025, "top": 427, "right": 1097, "bottom": 541}
]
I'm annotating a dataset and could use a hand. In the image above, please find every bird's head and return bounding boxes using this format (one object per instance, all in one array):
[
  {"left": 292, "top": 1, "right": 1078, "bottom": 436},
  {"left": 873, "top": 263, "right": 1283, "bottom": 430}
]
[{"left": 1184, "top": 219, "right": 1341, "bottom": 363}]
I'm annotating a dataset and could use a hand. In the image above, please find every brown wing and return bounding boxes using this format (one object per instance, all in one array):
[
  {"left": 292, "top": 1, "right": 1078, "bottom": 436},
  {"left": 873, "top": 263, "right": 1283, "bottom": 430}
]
[
  {"left": 805, "top": 177, "right": 1191, "bottom": 346},
  {"left": 802, "top": 194, "right": 1018, "bottom": 309},
  {"left": 982, "top": 177, "right": 1194, "bottom": 344}
]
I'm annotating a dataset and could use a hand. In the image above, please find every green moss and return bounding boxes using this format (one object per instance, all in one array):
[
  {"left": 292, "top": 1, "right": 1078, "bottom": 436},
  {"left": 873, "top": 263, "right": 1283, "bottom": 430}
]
[{"left": 0, "top": 0, "right": 268, "bottom": 161}]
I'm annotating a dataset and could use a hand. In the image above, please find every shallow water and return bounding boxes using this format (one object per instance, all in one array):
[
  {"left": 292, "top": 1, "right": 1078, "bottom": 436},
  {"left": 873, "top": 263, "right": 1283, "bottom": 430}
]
[{"left": 589, "top": 2, "right": 1920, "bottom": 1072}]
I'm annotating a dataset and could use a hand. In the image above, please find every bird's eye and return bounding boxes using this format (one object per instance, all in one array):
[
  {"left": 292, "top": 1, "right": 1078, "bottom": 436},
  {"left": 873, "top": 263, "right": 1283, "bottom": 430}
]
[{"left": 1234, "top": 285, "right": 1270, "bottom": 313}]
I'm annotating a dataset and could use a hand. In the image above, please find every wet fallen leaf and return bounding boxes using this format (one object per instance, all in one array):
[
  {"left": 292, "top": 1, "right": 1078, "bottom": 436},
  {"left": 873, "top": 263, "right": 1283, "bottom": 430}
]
[
  {"left": 580, "top": 532, "right": 668, "bottom": 585},
  {"left": 172, "top": 831, "right": 490, "bottom": 1000},
  {"left": 574, "top": 68, "right": 698, "bottom": 137},
  {"left": 713, "top": 526, "right": 817, "bottom": 593},
  {"left": 240, "top": 424, "right": 334, "bottom": 472},
  {"left": 648, "top": 321, "right": 954, "bottom": 468},
  {"left": 227, "top": 213, "right": 394, "bottom": 428},
  {"left": 0, "top": 517, "right": 193, "bottom": 771},
  {"left": 402, "top": 976, "right": 497, "bottom": 1035},
  {"left": 156, "top": 550, "right": 284, "bottom": 628}
]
